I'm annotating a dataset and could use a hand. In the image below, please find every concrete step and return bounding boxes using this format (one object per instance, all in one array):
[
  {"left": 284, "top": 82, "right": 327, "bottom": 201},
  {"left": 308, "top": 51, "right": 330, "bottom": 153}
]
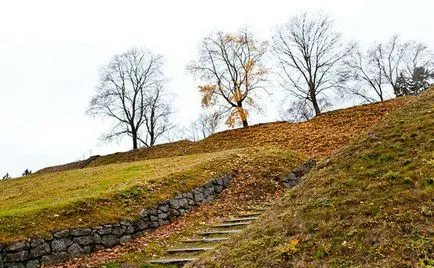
[
  {"left": 181, "top": 238, "right": 228, "bottom": 243},
  {"left": 197, "top": 230, "right": 241, "bottom": 236},
  {"left": 166, "top": 247, "right": 213, "bottom": 253},
  {"left": 224, "top": 217, "right": 259, "bottom": 222},
  {"left": 149, "top": 258, "right": 196, "bottom": 265},
  {"left": 210, "top": 222, "right": 251, "bottom": 228}
]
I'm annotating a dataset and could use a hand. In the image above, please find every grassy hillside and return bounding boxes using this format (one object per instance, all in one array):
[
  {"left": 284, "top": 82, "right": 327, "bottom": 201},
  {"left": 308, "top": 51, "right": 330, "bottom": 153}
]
[
  {"left": 0, "top": 147, "right": 302, "bottom": 244},
  {"left": 191, "top": 89, "right": 434, "bottom": 267},
  {"left": 37, "top": 96, "right": 410, "bottom": 174}
]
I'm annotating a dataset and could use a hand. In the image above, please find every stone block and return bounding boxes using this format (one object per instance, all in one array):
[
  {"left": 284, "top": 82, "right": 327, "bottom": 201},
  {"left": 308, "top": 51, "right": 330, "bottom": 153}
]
[
  {"left": 4, "top": 251, "right": 28, "bottom": 263},
  {"left": 29, "top": 241, "right": 50, "bottom": 258},
  {"left": 67, "top": 244, "right": 84, "bottom": 257},
  {"left": 100, "top": 235, "right": 118, "bottom": 248},
  {"left": 70, "top": 228, "right": 92, "bottom": 236},
  {"left": 53, "top": 229, "right": 69, "bottom": 238},
  {"left": 6, "top": 242, "right": 29, "bottom": 252}
]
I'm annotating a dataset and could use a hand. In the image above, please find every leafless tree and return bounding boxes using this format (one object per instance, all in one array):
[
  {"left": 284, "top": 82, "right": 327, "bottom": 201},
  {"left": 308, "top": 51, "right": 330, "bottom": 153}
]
[
  {"left": 140, "top": 85, "right": 173, "bottom": 147},
  {"left": 272, "top": 12, "right": 355, "bottom": 116},
  {"left": 87, "top": 48, "right": 172, "bottom": 150},
  {"left": 187, "top": 28, "right": 268, "bottom": 128},
  {"left": 344, "top": 48, "right": 387, "bottom": 102},
  {"left": 189, "top": 111, "right": 221, "bottom": 140},
  {"left": 345, "top": 36, "right": 433, "bottom": 101}
]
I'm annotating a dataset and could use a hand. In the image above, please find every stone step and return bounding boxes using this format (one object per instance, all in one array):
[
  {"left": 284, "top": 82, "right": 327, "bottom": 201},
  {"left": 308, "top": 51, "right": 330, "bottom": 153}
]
[
  {"left": 197, "top": 230, "right": 241, "bottom": 236},
  {"left": 181, "top": 237, "right": 229, "bottom": 243},
  {"left": 209, "top": 222, "right": 251, "bottom": 228},
  {"left": 224, "top": 217, "right": 259, "bottom": 222},
  {"left": 149, "top": 258, "right": 197, "bottom": 265},
  {"left": 237, "top": 212, "right": 262, "bottom": 217},
  {"left": 166, "top": 247, "right": 213, "bottom": 253}
]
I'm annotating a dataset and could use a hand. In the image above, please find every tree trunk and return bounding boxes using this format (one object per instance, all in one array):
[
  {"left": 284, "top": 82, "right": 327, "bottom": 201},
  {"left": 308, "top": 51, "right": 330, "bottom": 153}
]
[
  {"left": 132, "top": 130, "right": 138, "bottom": 150},
  {"left": 309, "top": 87, "right": 321, "bottom": 116},
  {"left": 237, "top": 102, "right": 249, "bottom": 128}
]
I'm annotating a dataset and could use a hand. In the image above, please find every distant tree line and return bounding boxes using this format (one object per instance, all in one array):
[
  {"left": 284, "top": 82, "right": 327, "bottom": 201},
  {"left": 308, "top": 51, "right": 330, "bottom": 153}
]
[{"left": 88, "top": 12, "right": 434, "bottom": 149}]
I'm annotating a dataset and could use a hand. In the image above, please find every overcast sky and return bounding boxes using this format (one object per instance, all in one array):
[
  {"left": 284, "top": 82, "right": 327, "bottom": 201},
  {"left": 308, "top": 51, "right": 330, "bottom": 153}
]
[{"left": 1, "top": 0, "right": 433, "bottom": 177}]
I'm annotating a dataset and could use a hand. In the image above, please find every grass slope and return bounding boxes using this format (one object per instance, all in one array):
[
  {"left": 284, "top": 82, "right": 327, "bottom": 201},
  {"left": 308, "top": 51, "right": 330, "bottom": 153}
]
[
  {"left": 192, "top": 89, "right": 434, "bottom": 267},
  {"left": 37, "top": 96, "right": 410, "bottom": 173},
  {"left": 0, "top": 147, "right": 301, "bottom": 244}
]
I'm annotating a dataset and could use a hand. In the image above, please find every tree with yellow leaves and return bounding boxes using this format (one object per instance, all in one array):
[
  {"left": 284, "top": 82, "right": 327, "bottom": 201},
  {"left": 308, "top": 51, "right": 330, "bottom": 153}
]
[{"left": 187, "top": 28, "right": 268, "bottom": 128}]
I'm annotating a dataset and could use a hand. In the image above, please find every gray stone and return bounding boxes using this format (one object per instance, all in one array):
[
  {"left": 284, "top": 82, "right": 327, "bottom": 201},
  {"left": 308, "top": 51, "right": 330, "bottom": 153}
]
[
  {"left": 158, "top": 212, "right": 168, "bottom": 220},
  {"left": 120, "top": 221, "right": 130, "bottom": 226},
  {"left": 73, "top": 235, "right": 93, "bottom": 246},
  {"left": 214, "top": 177, "right": 224, "bottom": 186},
  {"left": 169, "top": 199, "right": 180, "bottom": 209},
  {"left": 53, "top": 229, "right": 70, "bottom": 238},
  {"left": 119, "top": 235, "right": 132, "bottom": 244},
  {"left": 93, "top": 233, "right": 102, "bottom": 244},
  {"left": 97, "top": 226, "right": 112, "bottom": 235},
  {"left": 4, "top": 251, "right": 28, "bottom": 262},
  {"left": 169, "top": 209, "right": 180, "bottom": 217},
  {"left": 139, "top": 209, "right": 149, "bottom": 218},
  {"left": 184, "top": 192, "right": 194, "bottom": 199},
  {"left": 150, "top": 221, "right": 159, "bottom": 228},
  {"left": 68, "top": 243, "right": 84, "bottom": 257},
  {"left": 29, "top": 239, "right": 44, "bottom": 248},
  {"left": 132, "top": 219, "right": 148, "bottom": 231},
  {"left": 194, "top": 192, "right": 204, "bottom": 202},
  {"left": 188, "top": 199, "right": 195, "bottom": 205},
  {"left": 4, "top": 263, "right": 25, "bottom": 268},
  {"left": 29, "top": 241, "right": 50, "bottom": 258},
  {"left": 178, "top": 198, "right": 189, "bottom": 208},
  {"left": 70, "top": 228, "right": 92, "bottom": 236},
  {"left": 205, "top": 187, "right": 215, "bottom": 196},
  {"left": 101, "top": 235, "right": 118, "bottom": 248},
  {"left": 215, "top": 185, "right": 224, "bottom": 193},
  {"left": 112, "top": 226, "right": 126, "bottom": 237},
  {"left": 51, "top": 239, "right": 67, "bottom": 252},
  {"left": 158, "top": 205, "right": 169, "bottom": 213},
  {"left": 158, "top": 219, "right": 168, "bottom": 226},
  {"left": 25, "top": 260, "right": 40, "bottom": 268},
  {"left": 125, "top": 223, "right": 135, "bottom": 234},
  {"left": 6, "top": 241, "right": 29, "bottom": 252},
  {"left": 41, "top": 252, "right": 68, "bottom": 265},
  {"left": 150, "top": 215, "right": 158, "bottom": 222},
  {"left": 148, "top": 209, "right": 157, "bottom": 216}
]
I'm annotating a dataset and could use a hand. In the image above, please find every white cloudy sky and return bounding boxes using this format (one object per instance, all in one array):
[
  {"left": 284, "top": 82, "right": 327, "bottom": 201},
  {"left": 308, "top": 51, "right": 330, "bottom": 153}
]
[{"left": 0, "top": 0, "right": 433, "bottom": 177}]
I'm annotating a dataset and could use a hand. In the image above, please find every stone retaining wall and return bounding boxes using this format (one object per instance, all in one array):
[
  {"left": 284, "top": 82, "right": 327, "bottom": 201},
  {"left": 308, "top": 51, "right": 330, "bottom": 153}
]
[
  {"left": 0, "top": 174, "right": 232, "bottom": 268},
  {"left": 282, "top": 159, "right": 316, "bottom": 188}
]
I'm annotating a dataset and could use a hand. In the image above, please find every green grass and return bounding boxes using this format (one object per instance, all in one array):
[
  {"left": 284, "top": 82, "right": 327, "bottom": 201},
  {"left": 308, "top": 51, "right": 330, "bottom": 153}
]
[
  {"left": 191, "top": 89, "right": 434, "bottom": 267},
  {"left": 0, "top": 147, "right": 300, "bottom": 244}
]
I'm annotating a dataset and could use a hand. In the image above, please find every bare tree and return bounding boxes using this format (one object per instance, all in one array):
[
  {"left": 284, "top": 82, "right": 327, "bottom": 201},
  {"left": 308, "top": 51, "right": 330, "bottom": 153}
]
[
  {"left": 87, "top": 48, "right": 172, "bottom": 150},
  {"left": 345, "top": 36, "right": 433, "bottom": 101},
  {"left": 344, "top": 48, "right": 387, "bottom": 102},
  {"left": 187, "top": 28, "right": 268, "bottom": 128},
  {"left": 189, "top": 111, "right": 221, "bottom": 140},
  {"left": 140, "top": 85, "right": 173, "bottom": 147},
  {"left": 272, "top": 12, "right": 355, "bottom": 116}
]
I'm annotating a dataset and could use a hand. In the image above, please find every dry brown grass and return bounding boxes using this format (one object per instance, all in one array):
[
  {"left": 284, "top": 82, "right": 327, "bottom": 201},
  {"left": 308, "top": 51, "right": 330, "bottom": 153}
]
[{"left": 38, "top": 96, "right": 411, "bottom": 174}]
